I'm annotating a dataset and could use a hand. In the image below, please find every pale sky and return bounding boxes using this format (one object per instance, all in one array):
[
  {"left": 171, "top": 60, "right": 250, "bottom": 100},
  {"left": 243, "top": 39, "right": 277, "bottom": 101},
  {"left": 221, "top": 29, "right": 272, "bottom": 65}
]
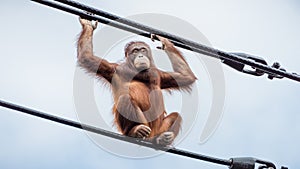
[{"left": 0, "top": 0, "right": 300, "bottom": 169}]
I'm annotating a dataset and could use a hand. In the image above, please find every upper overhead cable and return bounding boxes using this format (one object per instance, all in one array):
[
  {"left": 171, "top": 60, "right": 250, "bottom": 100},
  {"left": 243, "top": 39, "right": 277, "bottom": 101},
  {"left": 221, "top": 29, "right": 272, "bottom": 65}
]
[{"left": 32, "top": 0, "right": 300, "bottom": 83}]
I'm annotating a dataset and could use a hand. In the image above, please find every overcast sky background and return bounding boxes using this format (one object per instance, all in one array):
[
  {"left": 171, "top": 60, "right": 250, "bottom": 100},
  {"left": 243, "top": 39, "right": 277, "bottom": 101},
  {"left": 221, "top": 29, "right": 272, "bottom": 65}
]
[{"left": 0, "top": 0, "right": 300, "bottom": 169}]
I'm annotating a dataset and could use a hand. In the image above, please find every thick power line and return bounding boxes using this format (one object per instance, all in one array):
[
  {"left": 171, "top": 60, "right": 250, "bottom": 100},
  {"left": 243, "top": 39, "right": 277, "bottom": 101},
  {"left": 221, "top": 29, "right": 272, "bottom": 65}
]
[
  {"left": 32, "top": 0, "right": 300, "bottom": 83},
  {"left": 0, "top": 99, "right": 282, "bottom": 168}
]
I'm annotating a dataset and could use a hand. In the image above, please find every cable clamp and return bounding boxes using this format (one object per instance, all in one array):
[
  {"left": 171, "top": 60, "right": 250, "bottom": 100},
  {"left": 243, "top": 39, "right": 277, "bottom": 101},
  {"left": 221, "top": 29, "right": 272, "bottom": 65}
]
[
  {"left": 222, "top": 53, "right": 288, "bottom": 80},
  {"left": 229, "top": 157, "right": 286, "bottom": 169}
]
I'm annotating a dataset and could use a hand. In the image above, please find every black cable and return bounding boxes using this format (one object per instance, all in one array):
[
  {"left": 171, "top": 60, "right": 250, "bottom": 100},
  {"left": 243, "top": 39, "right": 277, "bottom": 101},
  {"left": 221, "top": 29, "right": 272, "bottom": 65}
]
[
  {"left": 31, "top": 0, "right": 300, "bottom": 83},
  {"left": 0, "top": 99, "right": 231, "bottom": 167},
  {"left": 52, "top": 0, "right": 300, "bottom": 83}
]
